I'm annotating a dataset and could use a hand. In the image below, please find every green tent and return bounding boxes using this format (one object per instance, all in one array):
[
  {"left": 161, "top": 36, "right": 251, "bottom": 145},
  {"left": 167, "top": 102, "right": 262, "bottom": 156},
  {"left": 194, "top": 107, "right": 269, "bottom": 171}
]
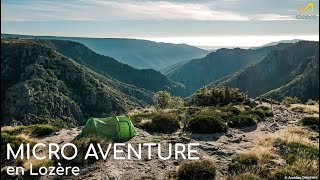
[{"left": 78, "top": 115, "right": 137, "bottom": 141}]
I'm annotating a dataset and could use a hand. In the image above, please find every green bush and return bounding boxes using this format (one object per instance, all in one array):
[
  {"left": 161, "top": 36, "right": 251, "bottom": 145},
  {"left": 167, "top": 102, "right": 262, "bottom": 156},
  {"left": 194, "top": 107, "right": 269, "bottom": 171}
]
[
  {"left": 306, "top": 99, "right": 319, "bottom": 105},
  {"left": 254, "top": 106, "right": 273, "bottom": 117},
  {"left": 191, "top": 86, "right": 246, "bottom": 106},
  {"left": 272, "top": 167, "right": 298, "bottom": 179},
  {"left": 281, "top": 96, "right": 301, "bottom": 106},
  {"left": 177, "top": 159, "right": 216, "bottom": 180},
  {"left": 228, "top": 115, "right": 257, "bottom": 128},
  {"left": 1, "top": 132, "right": 36, "bottom": 168},
  {"left": 188, "top": 115, "right": 227, "bottom": 134},
  {"left": 286, "top": 142, "right": 319, "bottom": 157},
  {"left": 228, "top": 154, "right": 259, "bottom": 173},
  {"left": 2, "top": 125, "right": 61, "bottom": 137},
  {"left": 279, "top": 140, "right": 319, "bottom": 165},
  {"left": 154, "top": 91, "right": 184, "bottom": 109},
  {"left": 255, "top": 106, "right": 271, "bottom": 111},
  {"left": 27, "top": 125, "right": 60, "bottom": 137},
  {"left": 130, "top": 113, "right": 157, "bottom": 125},
  {"left": 300, "top": 117, "right": 319, "bottom": 126},
  {"left": 232, "top": 173, "right": 262, "bottom": 180},
  {"left": 142, "top": 114, "right": 180, "bottom": 133},
  {"left": 224, "top": 106, "right": 242, "bottom": 115},
  {"left": 243, "top": 110, "right": 266, "bottom": 119}
]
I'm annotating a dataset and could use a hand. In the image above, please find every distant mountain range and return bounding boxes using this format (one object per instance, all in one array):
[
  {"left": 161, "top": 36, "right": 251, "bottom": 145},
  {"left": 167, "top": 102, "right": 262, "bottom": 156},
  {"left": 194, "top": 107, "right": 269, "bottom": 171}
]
[
  {"left": 212, "top": 41, "right": 319, "bottom": 102},
  {"left": 251, "top": 39, "right": 303, "bottom": 49},
  {"left": 166, "top": 43, "right": 295, "bottom": 97},
  {"left": 1, "top": 35, "right": 318, "bottom": 127},
  {"left": 1, "top": 34, "right": 208, "bottom": 70}
]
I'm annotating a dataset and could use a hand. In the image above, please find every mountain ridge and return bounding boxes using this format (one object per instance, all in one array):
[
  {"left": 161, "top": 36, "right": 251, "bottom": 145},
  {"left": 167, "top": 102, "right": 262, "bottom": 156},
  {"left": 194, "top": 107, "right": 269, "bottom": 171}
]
[
  {"left": 1, "top": 33, "right": 208, "bottom": 70},
  {"left": 30, "top": 39, "right": 185, "bottom": 95},
  {"left": 211, "top": 41, "right": 319, "bottom": 101},
  {"left": 167, "top": 43, "right": 295, "bottom": 97},
  {"left": 1, "top": 39, "right": 154, "bottom": 127}
]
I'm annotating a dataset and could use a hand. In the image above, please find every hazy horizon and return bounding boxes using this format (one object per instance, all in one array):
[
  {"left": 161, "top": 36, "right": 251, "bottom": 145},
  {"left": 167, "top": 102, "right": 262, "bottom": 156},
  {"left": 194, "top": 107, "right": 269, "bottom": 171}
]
[{"left": 1, "top": 32, "right": 318, "bottom": 50}]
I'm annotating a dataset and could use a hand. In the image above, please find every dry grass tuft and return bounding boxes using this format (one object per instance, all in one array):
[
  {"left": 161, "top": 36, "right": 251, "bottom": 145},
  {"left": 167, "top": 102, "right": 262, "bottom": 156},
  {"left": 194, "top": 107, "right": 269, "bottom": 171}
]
[
  {"left": 246, "top": 146, "right": 278, "bottom": 164},
  {"left": 258, "top": 126, "right": 318, "bottom": 148},
  {"left": 290, "top": 104, "right": 319, "bottom": 115}
]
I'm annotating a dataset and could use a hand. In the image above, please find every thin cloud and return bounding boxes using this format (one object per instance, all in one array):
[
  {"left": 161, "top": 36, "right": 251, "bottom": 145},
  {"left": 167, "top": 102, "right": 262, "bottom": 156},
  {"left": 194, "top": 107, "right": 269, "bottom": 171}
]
[
  {"left": 253, "top": 14, "right": 296, "bottom": 21},
  {"left": 0, "top": 0, "right": 291, "bottom": 22}
]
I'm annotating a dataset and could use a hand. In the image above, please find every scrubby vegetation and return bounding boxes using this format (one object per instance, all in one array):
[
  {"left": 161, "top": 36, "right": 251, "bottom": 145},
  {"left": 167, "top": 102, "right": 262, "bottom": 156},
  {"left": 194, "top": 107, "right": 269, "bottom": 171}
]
[
  {"left": 239, "top": 127, "right": 320, "bottom": 179},
  {"left": 281, "top": 96, "right": 301, "bottom": 106},
  {"left": 1, "top": 132, "right": 36, "bottom": 169},
  {"left": 270, "top": 140, "right": 319, "bottom": 178},
  {"left": 306, "top": 99, "right": 319, "bottom": 105},
  {"left": 154, "top": 91, "right": 184, "bottom": 109},
  {"left": 232, "top": 173, "right": 262, "bottom": 180},
  {"left": 190, "top": 86, "right": 246, "bottom": 106},
  {"left": 228, "top": 154, "right": 259, "bottom": 174},
  {"left": 177, "top": 159, "right": 216, "bottom": 180},
  {"left": 1, "top": 125, "right": 61, "bottom": 176},
  {"left": 2, "top": 124, "right": 61, "bottom": 137},
  {"left": 139, "top": 114, "right": 180, "bottom": 133},
  {"left": 300, "top": 117, "right": 319, "bottom": 126},
  {"left": 228, "top": 115, "right": 258, "bottom": 128},
  {"left": 188, "top": 115, "right": 227, "bottom": 134}
]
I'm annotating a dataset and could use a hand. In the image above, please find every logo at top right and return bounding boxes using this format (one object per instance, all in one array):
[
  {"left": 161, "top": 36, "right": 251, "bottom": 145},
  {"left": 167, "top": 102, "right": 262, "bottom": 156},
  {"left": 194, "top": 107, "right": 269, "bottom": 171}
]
[
  {"left": 298, "top": 2, "right": 314, "bottom": 14},
  {"left": 296, "top": 2, "right": 317, "bottom": 19}
]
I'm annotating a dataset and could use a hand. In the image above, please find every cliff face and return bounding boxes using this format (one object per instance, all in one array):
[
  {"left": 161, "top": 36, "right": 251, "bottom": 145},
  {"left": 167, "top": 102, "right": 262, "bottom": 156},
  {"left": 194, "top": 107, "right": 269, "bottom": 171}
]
[
  {"left": 212, "top": 41, "right": 319, "bottom": 102},
  {"left": 263, "top": 56, "right": 319, "bottom": 101},
  {"left": 1, "top": 39, "right": 153, "bottom": 127},
  {"left": 166, "top": 43, "right": 293, "bottom": 97}
]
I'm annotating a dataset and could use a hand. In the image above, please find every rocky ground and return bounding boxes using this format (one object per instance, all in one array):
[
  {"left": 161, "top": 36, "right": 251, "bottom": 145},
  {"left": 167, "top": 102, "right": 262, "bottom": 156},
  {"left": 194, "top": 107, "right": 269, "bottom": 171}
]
[{"left": 39, "top": 104, "right": 314, "bottom": 180}]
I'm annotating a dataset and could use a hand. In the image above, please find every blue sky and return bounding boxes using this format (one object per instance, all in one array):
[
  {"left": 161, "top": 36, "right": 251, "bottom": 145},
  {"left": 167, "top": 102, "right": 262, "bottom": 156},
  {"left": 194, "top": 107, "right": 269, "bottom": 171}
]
[{"left": 1, "top": 0, "right": 319, "bottom": 48}]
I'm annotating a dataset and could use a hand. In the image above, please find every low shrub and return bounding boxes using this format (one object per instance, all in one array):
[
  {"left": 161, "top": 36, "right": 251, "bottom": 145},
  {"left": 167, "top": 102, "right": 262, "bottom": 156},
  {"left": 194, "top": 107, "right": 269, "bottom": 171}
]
[
  {"left": 190, "top": 86, "right": 246, "bottom": 106},
  {"left": 228, "top": 115, "right": 257, "bottom": 128},
  {"left": 272, "top": 167, "right": 298, "bottom": 179},
  {"left": 306, "top": 99, "right": 319, "bottom": 105},
  {"left": 1, "top": 132, "right": 36, "bottom": 168},
  {"left": 142, "top": 114, "right": 180, "bottom": 133},
  {"left": 255, "top": 106, "right": 271, "bottom": 111},
  {"left": 243, "top": 110, "right": 266, "bottom": 119},
  {"left": 300, "top": 117, "right": 319, "bottom": 126},
  {"left": 2, "top": 125, "right": 61, "bottom": 137},
  {"left": 177, "top": 159, "right": 216, "bottom": 180},
  {"left": 26, "top": 125, "right": 60, "bottom": 137},
  {"left": 223, "top": 106, "right": 242, "bottom": 115},
  {"left": 188, "top": 115, "right": 227, "bottom": 134},
  {"left": 130, "top": 113, "right": 157, "bottom": 125},
  {"left": 57, "top": 136, "right": 110, "bottom": 167},
  {"left": 228, "top": 154, "right": 259, "bottom": 173},
  {"left": 254, "top": 107, "right": 273, "bottom": 117},
  {"left": 281, "top": 96, "right": 301, "bottom": 106},
  {"left": 286, "top": 142, "right": 319, "bottom": 157},
  {"left": 232, "top": 173, "right": 262, "bottom": 180}
]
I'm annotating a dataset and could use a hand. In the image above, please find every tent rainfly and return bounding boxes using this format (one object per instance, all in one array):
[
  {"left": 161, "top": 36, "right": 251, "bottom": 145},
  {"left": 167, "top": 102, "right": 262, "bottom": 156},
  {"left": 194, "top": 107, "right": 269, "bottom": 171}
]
[{"left": 78, "top": 115, "right": 137, "bottom": 141}]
